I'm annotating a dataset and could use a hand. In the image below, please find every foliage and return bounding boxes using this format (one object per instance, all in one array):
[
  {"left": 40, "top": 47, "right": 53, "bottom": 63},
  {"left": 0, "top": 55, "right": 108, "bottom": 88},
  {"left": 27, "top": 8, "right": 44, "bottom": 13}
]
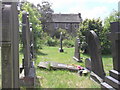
[
  {"left": 19, "top": 2, "right": 43, "bottom": 52},
  {"left": 101, "top": 10, "right": 119, "bottom": 54},
  {"left": 78, "top": 18, "right": 103, "bottom": 54},
  {"left": 37, "top": 1, "right": 54, "bottom": 30},
  {"left": 78, "top": 10, "right": 119, "bottom": 54},
  {"left": 42, "top": 28, "right": 75, "bottom": 47},
  {"left": 42, "top": 29, "right": 75, "bottom": 47},
  {"left": 79, "top": 18, "right": 102, "bottom": 36},
  {"left": 53, "top": 28, "right": 67, "bottom": 38},
  {"left": 44, "top": 36, "right": 59, "bottom": 46},
  {"left": 42, "top": 32, "right": 58, "bottom": 46},
  {"left": 63, "top": 37, "right": 75, "bottom": 48},
  {"left": 63, "top": 39, "right": 74, "bottom": 48}
]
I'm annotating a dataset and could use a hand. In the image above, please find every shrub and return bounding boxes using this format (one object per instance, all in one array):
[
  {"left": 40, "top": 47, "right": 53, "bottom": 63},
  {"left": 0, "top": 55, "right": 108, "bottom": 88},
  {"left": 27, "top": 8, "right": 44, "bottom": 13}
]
[
  {"left": 81, "top": 41, "right": 89, "bottom": 54},
  {"left": 63, "top": 39, "right": 75, "bottom": 48},
  {"left": 45, "top": 36, "right": 58, "bottom": 46},
  {"left": 53, "top": 28, "right": 67, "bottom": 39}
]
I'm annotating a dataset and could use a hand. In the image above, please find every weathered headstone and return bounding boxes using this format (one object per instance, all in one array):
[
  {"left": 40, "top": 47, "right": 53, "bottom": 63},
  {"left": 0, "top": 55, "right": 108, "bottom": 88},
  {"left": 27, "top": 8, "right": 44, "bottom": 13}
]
[
  {"left": 30, "top": 23, "right": 34, "bottom": 59},
  {"left": 1, "top": 1, "right": 19, "bottom": 88},
  {"left": 20, "top": 11, "right": 36, "bottom": 87},
  {"left": 85, "top": 58, "right": 91, "bottom": 71},
  {"left": 101, "top": 22, "right": 120, "bottom": 89},
  {"left": 0, "top": 1, "right": 2, "bottom": 89},
  {"left": 38, "top": 61, "right": 79, "bottom": 72},
  {"left": 86, "top": 30, "right": 106, "bottom": 83},
  {"left": 22, "top": 11, "right": 31, "bottom": 76},
  {"left": 59, "top": 32, "right": 64, "bottom": 52},
  {"left": 20, "top": 23, "right": 34, "bottom": 73},
  {"left": 73, "top": 38, "right": 82, "bottom": 62}
]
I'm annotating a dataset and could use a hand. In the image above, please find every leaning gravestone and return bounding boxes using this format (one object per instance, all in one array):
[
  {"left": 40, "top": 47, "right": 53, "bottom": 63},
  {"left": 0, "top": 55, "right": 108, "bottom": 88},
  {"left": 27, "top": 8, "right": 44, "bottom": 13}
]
[
  {"left": 86, "top": 30, "right": 106, "bottom": 83},
  {"left": 22, "top": 11, "right": 31, "bottom": 77},
  {"left": 73, "top": 38, "right": 82, "bottom": 62},
  {"left": 20, "top": 11, "right": 36, "bottom": 87},
  {"left": 1, "top": 1, "right": 19, "bottom": 88},
  {"left": 101, "top": 22, "right": 120, "bottom": 89},
  {"left": 59, "top": 32, "right": 64, "bottom": 52}
]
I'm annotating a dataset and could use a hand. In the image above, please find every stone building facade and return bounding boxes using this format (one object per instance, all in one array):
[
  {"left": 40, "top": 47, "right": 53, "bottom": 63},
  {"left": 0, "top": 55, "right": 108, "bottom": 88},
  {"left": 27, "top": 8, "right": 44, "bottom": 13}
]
[{"left": 44, "top": 13, "right": 82, "bottom": 37}]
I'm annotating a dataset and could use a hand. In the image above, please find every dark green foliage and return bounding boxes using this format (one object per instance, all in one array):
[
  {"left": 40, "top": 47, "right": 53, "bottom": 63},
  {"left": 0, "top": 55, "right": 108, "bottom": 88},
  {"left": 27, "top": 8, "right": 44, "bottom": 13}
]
[
  {"left": 53, "top": 28, "right": 67, "bottom": 39},
  {"left": 63, "top": 39, "right": 75, "bottom": 48},
  {"left": 45, "top": 37, "right": 59, "bottom": 46},
  {"left": 42, "top": 33, "right": 58, "bottom": 46},
  {"left": 78, "top": 10, "right": 119, "bottom": 54},
  {"left": 101, "top": 10, "right": 119, "bottom": 54},
  {"left": 78, "top": 18, "right": 103, "bottom": 54}
]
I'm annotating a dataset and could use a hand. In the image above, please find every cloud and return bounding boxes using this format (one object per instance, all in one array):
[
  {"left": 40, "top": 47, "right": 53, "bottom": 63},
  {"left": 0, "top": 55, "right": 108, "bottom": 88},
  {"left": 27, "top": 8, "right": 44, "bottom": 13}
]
[
  {"left": 67, "top": 5, "right": 109, "bottom": 20},
  {"left": 81, "top": 0, "right": 119, "bottom": 3},
  {"left": 83, "top": 6, "right": 109, "bottom": 20},
  {"left": 27, "top": 0, "right": 118, "bottom": 21},
  {"left": 27, "top": 0, "right": 119, "bottom": 5}
]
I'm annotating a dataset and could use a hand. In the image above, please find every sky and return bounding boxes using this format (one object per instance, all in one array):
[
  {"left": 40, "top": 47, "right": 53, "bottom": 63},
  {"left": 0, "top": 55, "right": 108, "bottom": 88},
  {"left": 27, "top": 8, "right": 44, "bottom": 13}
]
[{"left": 27, "top": 0, "right": 119, "bottom": 21}]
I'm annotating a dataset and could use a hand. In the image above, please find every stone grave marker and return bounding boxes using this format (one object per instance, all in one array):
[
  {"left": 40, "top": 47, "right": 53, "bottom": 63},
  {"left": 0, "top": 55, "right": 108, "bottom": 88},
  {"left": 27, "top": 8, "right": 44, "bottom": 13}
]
[
  {"left": 38, "top": 61, "right": 79, "bottom": 72},
  {"left": 1, "top": 1, "right": 19, "bottom": 88},
  {"left": 22, "top": 11, "right": 31, "bottom": 77},
  {"left": 86, "top": 30, "right": 106, "bottom": 83},
  {"left": 85, "top": 58, "right": 91, "bottom": 71},
  {"left": 73, "top": 38, "right": 82, "bottom": 62},
  {"left": 101, "top": 22, "right": 120, "bottom": 89},
  {"left": 59, "top": 32, "right": 64, "bottom": 52},
  {"left": 20, "top": 11, "right": 35, "bottom": 87},
  {"left": 30, "top": 23, "right": 34, "bottom": 59}
]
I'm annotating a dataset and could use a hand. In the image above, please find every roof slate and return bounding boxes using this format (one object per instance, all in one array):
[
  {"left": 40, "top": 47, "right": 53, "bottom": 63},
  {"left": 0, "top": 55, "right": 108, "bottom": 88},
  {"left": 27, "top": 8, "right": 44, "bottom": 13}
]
[{"left": 51, "top": 14, "right": 82, "bottom": 23}]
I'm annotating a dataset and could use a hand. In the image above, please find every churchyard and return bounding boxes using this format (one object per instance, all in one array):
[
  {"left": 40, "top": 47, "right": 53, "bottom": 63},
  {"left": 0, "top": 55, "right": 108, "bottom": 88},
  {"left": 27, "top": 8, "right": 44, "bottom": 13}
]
[
  {"left": 35, "top": 46, "right": 112, "bottom": 88},
  {"left": 0, "top": 0, "right": 120, "bottom": 89}
]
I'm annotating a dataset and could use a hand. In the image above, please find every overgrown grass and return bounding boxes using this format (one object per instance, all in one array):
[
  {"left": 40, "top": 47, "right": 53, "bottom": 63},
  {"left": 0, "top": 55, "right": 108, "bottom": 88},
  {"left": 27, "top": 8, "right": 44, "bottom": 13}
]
[
  {"left": 0, "top": 46, "right": 113, "bottom": 88},
  {"left": 35, "top": 46, "right": 113, "bottom": 88}
]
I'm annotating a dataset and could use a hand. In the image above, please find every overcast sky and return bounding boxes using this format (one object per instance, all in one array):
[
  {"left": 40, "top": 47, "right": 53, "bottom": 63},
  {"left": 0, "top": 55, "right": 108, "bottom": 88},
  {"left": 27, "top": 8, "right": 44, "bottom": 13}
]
[{"left": 27, "top": 0, "right": 119, "bottom": 21}]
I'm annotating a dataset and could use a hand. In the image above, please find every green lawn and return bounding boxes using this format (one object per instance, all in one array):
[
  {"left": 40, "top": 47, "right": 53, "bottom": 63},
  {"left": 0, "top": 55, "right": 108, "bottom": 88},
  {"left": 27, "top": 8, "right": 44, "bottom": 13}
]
[
  {"left": 35, "top": 46, "right": 113, "bottom": 88},
  {"left": 0, "top": 46, "right": 113, "bottom": 88}
]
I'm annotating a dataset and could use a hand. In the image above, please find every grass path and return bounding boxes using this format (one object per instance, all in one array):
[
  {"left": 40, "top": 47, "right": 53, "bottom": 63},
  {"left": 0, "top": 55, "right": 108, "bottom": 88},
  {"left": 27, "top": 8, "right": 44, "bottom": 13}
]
[{"left": 35, "top": 46, "right": 113, "bottom": 88}]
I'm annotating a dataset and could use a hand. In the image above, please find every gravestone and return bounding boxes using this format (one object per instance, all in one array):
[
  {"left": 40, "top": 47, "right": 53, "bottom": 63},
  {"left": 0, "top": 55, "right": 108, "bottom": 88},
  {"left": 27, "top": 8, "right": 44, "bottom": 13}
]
[
  {"left": 73, "top": 38, "right": 82, "bottom": 62},
  {"left": 38, "top": 61, "right": 79, "bottom": 72},
  {"left": 20, "top": 11, "right": 36, "bottom": 87},
  {"left": 85, "top": 58, "right": 91, "bottom": 71},
  {"left": 101, "top": 22, "right": 120, "bottom": 89},
  {"left": 59, "top": 32, "right": 64, "bottom": 52},
  {"left": 86, "top": 30, "right": 106, "bottom": 83},
  {"left": 30, "top": 23, "right": 34, "bottom": 59},
  {"left": 1, "top": 1, "right": 19, "bottom": 88},
  {"left": 22, "top": 11, "right": 31, "bottom": 76}
]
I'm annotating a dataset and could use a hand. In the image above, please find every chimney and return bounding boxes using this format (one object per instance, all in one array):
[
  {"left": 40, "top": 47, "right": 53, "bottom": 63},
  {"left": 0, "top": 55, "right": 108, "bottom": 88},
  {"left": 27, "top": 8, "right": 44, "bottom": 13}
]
[{"left": 78, "top": 13, "right": 81, "bottom": 18}]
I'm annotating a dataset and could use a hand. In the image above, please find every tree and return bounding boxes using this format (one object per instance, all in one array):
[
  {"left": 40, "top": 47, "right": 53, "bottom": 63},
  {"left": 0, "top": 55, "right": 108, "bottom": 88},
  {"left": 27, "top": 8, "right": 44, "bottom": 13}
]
[
  {"left": 37, "top": 1, "right": 54, "bottom": 31},
  {"left": 101, "top": 10, "right": 119, "bottom": 54},
  {"left": 78, "top": 10, "right": 119, "bottom": 54},
  {"left": 78, "top": 18, "right": 103, "bottom": 53},
  {"left": 19, "top": 2, "right": 43, "bottom": 53}
]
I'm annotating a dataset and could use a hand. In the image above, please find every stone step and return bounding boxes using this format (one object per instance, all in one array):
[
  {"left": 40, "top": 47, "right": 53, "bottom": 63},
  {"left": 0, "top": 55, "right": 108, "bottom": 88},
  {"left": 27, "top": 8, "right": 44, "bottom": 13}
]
[
  {"left": 109, "top": 70, "right": 120, "bottom": 81},
  {"left": 90, "top": 72, "right": 104, "bottom": 84},
  {"left": 105, "top": 76, "right": 120, "bottom": 89},
  {"left": 101, "top": 82, "right": 115, "bottom": 90}
]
